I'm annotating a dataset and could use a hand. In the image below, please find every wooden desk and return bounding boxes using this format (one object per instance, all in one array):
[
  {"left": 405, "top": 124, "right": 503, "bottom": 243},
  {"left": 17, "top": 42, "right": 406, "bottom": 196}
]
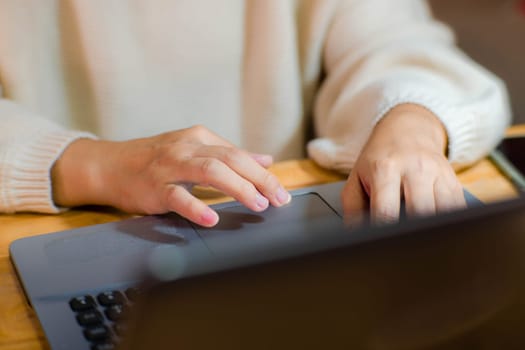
[{"left": 0, "top": 148, "right": 519, "bottom": 349}]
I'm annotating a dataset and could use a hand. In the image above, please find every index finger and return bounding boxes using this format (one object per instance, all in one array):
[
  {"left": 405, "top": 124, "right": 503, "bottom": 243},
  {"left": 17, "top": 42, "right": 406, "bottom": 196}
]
[{"left": 185, "top": 126, "right": 274, "bottom": 168}]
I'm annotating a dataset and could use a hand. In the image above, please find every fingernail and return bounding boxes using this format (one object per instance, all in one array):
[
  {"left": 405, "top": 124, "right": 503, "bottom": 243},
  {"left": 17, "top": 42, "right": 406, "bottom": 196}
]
[
  {"left": 255, "top": 193, "right": 269, "bottom": 210},
  {"left": 276, "top": 187, "right": 291, "bottom": 206},
  {"left": 201, "top": 208, "right": 219, "bottom": 227}
]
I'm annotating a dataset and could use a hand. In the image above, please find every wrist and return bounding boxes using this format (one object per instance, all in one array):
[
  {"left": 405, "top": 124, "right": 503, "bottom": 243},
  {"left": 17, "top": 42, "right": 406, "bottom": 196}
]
[
  {"left": 51, "top": 138, "right": 115, "bottom": 207},
  {"left": 377, "top": 103, "right": 448, "bottom": 155}
]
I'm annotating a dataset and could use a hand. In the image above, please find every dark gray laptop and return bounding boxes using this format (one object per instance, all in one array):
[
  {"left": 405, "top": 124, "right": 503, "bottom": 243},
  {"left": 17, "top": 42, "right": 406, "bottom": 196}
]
[
  {"left": 121, "top": 192, "right": 525, "bottom": 350},
  {"left": 9, "top": 181, "right": 482, "bottom": 350}
]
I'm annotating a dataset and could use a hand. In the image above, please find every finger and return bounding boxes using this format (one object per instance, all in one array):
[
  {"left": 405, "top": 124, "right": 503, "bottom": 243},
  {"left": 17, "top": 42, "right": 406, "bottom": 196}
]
[
  {"left": 183, "top": 125, "right": 237, "bottom": 147},
  {"left": 341, "top": 171, "right": 369, "bottom": 228},
  {"left": 195, "top": 128, "right": 274, "bottom": 168},
  {"left": 249, "top": 153, "right": 274, "bottom": 168},
  {"left": 191, "top": 146, "right": 290, "bottom": 207},
  {"left": 181, "top": 157, "right": 273, "bottom": 212},
  {"left": 402, "top": 174, "right": 437, "bottom": 217},
  {"left": 433, "top": 176, "right": 466, "bottom": 213},
  {"left": 164, "top": 184, "right": 219, "bottom": 227},
  {"left": 369, "top": 169, "right": 402, "bottom": 225}
]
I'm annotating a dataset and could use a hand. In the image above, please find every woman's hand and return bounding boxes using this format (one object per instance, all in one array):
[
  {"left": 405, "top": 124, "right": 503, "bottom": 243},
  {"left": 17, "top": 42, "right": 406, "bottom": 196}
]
[
  {"left": 342, "top": 104, "right": 466, "bottom": 225},
  {"left": 51, "top": 125, "right": 291, "bottom": 227}
]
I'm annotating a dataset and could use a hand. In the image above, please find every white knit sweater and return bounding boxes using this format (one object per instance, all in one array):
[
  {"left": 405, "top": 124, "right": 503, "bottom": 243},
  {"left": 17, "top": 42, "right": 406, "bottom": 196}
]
[{"left": 0, "top": 0, "right": 511, "bottom": 213}]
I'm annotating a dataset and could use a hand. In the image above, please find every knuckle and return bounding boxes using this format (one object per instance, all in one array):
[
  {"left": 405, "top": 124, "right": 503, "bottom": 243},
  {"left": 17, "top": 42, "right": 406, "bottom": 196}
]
[
  {"left": 373, "top": 158, "right": 398, "bottom": 177},
  {"left": 169, "top": 145, "right": 191, "bottom": 164},
  {"left": 154, "top": 145, "right": 186, "bottom": 169},
  {"left": 409, "top": 156, "right": 431, "bottom": 176},
  {"left": 260, "top": 171, "right": 280, "bottom": 191},
  {"left": 199, "top": 158, "right": 220, "bottom": 182},
  {"left": 188, "top": 124, "right": 209, "bottom": 139},
  {"left": 221, "top": 147, "right": 242, "bottom": 164}
]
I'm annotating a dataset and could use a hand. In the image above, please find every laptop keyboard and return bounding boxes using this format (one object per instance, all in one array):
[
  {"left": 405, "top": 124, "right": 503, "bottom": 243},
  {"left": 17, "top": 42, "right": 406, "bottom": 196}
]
[{"left": 69, "top": 288, "right": 140, "bottom": 350}]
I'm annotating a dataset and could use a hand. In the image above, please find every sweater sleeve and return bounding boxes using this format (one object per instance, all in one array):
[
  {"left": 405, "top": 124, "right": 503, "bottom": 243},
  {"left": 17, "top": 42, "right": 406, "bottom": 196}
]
[
  {"left": 307, "top": 0, "right": 512, "bottom": 173},
  {"left": 0, "top": 99, "right": 96, "bottom": 213}
]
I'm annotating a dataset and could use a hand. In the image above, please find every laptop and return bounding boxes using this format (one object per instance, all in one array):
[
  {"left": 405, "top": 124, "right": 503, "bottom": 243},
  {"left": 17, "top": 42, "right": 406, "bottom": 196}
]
[
  {"left": 120, "top": 193, "right": 525, "bottom": 350},
  {"left": 9, "top": 181, "right": 483, "bottom": 350}
]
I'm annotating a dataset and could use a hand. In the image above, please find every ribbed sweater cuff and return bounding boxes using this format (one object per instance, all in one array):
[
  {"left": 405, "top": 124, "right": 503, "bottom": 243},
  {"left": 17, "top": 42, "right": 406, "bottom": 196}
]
[{"left": 1, "top": 131, "right": 96, "bottom": 213}]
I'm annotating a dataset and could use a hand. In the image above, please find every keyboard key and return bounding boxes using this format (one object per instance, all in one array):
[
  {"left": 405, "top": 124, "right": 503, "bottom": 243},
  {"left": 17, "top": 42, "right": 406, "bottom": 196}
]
[
  {"left": 70, "top": 289, "right": 137, "bottom": 347},
  {"left": 104, "top": 304, "right": 128, "bottom": 322},
  {"left": 76, "top": 310, "right": 103, "bottom": 326},
  {"left": 83, "top": 325, "right": 111, "bottom": 342},
  {"left": 97, "top": 291, "right": 125, "bottom": 307},
  {"left": 69, "top": 296, "right": 96, "bottom": 312}
]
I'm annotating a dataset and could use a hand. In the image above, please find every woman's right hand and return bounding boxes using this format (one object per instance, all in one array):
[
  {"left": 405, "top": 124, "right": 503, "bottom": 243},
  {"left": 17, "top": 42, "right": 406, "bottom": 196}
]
[{"left": 51, "top": 125, "right": 291, "bottom": 227}]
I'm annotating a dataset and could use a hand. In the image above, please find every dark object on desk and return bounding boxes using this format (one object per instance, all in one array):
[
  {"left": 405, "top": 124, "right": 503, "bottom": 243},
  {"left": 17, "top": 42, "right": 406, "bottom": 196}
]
[
  {"left": 490, "top": 136, "right": 525, "bottom": 190},
  {"left": 121, "top": 196, "right": 525, "bottom": 350}
]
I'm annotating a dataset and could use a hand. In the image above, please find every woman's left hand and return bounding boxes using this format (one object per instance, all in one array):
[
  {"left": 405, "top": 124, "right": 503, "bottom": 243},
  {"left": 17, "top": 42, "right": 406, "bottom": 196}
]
[{"left": 341, "top": 104, "right": 466, "bottom": 225}]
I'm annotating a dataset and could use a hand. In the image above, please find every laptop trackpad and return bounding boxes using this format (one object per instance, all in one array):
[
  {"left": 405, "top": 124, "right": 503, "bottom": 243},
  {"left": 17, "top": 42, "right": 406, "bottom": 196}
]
[{"left": 194, "top": 192, "right": 343, "bottom": 260}]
